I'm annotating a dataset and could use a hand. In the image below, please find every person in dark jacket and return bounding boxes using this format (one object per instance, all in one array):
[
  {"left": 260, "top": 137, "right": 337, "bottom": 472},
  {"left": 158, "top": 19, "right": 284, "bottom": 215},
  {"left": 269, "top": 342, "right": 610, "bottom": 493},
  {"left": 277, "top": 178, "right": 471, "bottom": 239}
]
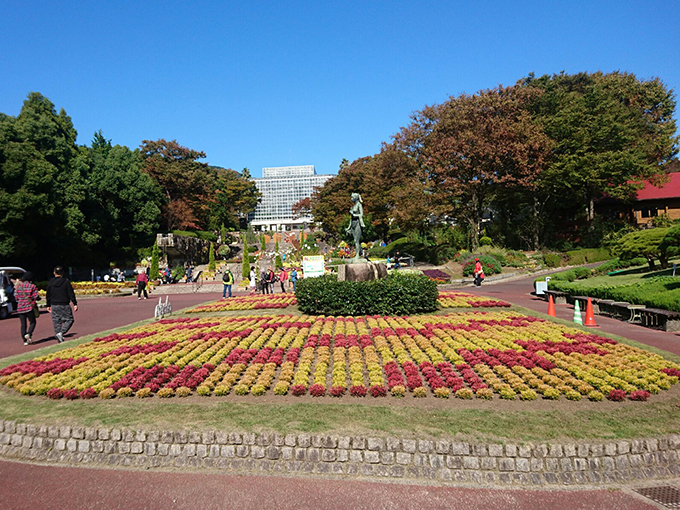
[{"left": 46, "top": 266, "right": 78, "bottom": 343}]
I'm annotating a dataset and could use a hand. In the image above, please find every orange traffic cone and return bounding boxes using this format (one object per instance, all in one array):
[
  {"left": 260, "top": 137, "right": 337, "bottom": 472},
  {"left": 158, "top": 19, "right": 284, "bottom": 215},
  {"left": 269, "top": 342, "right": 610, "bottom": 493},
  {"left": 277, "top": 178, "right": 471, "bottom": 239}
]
[
  {"left": 584, "top": 298, "right": 599, "bottom": 327},
  {"left": 547, "top": 295, "right": 556, "bottom": 317}
]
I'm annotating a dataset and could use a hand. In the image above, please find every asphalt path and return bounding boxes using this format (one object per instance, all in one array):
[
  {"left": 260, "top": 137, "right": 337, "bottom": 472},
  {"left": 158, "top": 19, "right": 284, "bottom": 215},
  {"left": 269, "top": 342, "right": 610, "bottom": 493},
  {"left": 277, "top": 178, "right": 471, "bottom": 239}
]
[
  {"left": 0, "top": 460, "right": 661, "bottom": 510},
  {"left": 0, "top": 289, "right": 221, "bottom": 360}
]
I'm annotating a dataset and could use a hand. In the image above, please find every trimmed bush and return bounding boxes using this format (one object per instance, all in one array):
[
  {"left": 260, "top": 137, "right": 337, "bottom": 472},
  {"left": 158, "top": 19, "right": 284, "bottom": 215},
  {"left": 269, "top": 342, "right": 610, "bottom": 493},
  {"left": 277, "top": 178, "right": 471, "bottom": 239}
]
[
  {"left": 295, "top": 272, "right": 438, "bottom": 316},
  {"left": 542, "top": 252, "right": 565, "bottom": 268},
  {"left": 566, "top": 247, "right": 611, "bottom": 265},
  {"left": 461, "top": 255, "right": 502, "bottom": 276}
]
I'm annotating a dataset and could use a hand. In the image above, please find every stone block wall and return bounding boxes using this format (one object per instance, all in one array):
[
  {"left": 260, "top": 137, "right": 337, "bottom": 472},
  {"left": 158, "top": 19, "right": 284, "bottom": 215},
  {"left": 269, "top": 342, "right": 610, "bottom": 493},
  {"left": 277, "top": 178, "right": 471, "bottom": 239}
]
[{"left": 1, "top": 420, "right": 679, "bottom": 486}]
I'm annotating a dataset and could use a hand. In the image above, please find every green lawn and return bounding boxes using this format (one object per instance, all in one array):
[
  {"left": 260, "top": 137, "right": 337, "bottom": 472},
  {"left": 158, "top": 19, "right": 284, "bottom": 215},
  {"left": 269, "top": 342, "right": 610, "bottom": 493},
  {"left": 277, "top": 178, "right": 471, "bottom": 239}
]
[{"left": 548, "top": 258, "right": 680, "bottom": 311}]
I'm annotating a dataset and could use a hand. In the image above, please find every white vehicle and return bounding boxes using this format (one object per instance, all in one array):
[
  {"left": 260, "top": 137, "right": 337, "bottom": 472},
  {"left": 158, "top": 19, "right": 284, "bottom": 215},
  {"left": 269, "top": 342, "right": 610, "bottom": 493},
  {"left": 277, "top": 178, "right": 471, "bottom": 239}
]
[{"left": 0, "top": 267, "right": 26, "bottom": 319}]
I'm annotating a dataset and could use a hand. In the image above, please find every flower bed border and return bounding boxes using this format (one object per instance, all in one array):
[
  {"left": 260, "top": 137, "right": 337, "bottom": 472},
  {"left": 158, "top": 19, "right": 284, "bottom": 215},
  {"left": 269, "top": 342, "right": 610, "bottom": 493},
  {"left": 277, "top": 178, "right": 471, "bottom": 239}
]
[{"left": 1, "top": 418, "right": 678, "bottom": 486}]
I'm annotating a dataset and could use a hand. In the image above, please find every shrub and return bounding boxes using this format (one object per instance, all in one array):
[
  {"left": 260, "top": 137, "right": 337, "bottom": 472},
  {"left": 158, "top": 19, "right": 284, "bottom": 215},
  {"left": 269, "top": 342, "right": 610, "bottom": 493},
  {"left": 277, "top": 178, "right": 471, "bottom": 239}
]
[
  {"left": 291, "top": 384, "right": 307, "bottom": 396},
  {"left": 434, "top": 387, "right": 450, "bottom": 398},
  {"left": 566, "top": 248, "right": 611, "bottom": 265},
  {"left": 99, "top": 388, "right": 116, "bottom": 399},
  {"left": 330, "top": 386, "right": 345, "bottom": 397},
  {"left": 116, "top": 387, "right": 133, "bottom": 398},
  {"left": 214, "top": 385, "right": 230, "bottom": 396},
  {"left": 251, "top": 384, "right": 266, "bottom": 396},
  {"left": 608, "top": 389, "right": 627, "bottom": 401},
  {"left": 390, "top": 385, "right": 406, "bottom": 397},
  {"left": 629, "top": 390, "right": 651, "bottom": 401},
  {"left": 413, "top": 387, "right": 427, "bottom": 398},
  {"left": 587, "top": 390, "right": 604, "bottom": 401},
  {"left": 79, "top": 388, "right": 97, "bottom": 399},
  {"left": 475, "top": 388, "right": 494, "bottom": 399},
  {"left": 369, "top": 385, "right": 387, "bottom": 397},
  {"left": 309, "top": 384, "right": 326, "bottom": 397},
  {"left": 46, "top": 388, "right": 63, "bottom": 399},
  {"left": 176, "top": 386, "right": 192, "bottom": 397},
  {"left": 479, "top": 236, "right": 493, "bottom": 246},
  {"left": 197, "top": 385, "right": 211, "bottom": 396},
  {"left": 295, "top": 272, "right": 438, "bottom": 316},
  {"left": 455, "top": 388, "right": 474, "bottom": 399},
  {"left": 350, "top": 385, "right": 367, "bottom": 397},
  {"left": 461, "top": 255, "right": 502, "bottom": 276},
  {"left": 542, "top": 252, "right": 565, "bottom": 268},
  {"left": 157, "top": 387, "right": 175, "bottom": 398}
]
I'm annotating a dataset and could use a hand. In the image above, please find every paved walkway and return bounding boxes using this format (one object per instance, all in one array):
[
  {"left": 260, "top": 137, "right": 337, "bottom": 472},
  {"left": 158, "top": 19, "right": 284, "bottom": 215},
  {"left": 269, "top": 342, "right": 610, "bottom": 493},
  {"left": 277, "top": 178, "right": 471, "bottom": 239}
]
[
  {"left": 0, "top": 288, "right": 222, "bottom": 359},
  {"left": 0, "top": 459, "right": 663, "bottom": 510}
]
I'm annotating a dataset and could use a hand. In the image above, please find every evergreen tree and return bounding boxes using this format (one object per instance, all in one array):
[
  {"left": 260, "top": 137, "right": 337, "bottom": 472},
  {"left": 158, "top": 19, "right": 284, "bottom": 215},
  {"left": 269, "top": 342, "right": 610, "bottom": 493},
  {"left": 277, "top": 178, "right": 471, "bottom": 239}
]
[
  {"left": 242, "top": 236, "right": 250, "bottom": 278},
  {"left": 274, "top": 240, "right": 283, "bottom": 268},
  {"left": 208, "top": 241, "right": 216, "bottom": 271},
  {"left": 150, "top": 240, "right": 160, "bottom": 280}
]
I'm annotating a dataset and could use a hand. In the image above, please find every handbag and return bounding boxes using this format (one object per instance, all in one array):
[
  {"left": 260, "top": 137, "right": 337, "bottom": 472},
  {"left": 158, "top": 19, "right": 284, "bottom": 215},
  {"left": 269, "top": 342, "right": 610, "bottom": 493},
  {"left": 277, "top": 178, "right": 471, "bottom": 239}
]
[{"left": 33, "top": 304, "right": 40, "bottom": 318}]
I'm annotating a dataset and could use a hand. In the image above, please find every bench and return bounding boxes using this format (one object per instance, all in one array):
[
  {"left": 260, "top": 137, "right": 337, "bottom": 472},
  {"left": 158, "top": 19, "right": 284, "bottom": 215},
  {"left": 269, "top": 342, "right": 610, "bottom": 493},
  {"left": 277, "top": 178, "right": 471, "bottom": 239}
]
[
  {"left": 639, "top": 308, "right": 680, "bottom": 332},
  {"left": 543, "top": 290, "right": 568, "bottom": 304}
]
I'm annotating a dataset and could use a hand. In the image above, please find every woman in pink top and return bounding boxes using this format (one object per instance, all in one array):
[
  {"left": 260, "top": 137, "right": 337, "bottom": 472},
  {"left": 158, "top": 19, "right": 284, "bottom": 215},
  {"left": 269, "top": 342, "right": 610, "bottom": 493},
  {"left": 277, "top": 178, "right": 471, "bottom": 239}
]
[
  {"left": 14, "top": 271, "right": 39, "bottom": 345},
  {"left": 135, "top": 270, "right": 149, "bottom": 299}
]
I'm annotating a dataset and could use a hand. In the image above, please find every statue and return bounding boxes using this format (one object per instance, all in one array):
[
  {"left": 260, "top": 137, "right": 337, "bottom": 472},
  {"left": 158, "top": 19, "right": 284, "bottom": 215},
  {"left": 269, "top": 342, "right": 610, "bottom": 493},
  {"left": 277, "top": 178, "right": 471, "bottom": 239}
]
[{"left": 346, "top": 193, "right": 365, "bottom": 260}]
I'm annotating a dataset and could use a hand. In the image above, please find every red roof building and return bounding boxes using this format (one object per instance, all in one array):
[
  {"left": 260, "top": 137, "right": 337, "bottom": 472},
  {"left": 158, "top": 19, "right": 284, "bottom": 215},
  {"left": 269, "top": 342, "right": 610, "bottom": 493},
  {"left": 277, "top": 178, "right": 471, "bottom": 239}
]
[{"left": 632, "top": 172, "right": 680, "bottom": 225}]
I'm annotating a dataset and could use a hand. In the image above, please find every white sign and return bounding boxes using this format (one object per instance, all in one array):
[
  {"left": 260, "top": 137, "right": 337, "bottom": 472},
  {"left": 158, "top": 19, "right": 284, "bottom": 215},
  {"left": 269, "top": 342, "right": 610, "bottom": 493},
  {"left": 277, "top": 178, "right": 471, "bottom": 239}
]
[{"left": 302, "top": 255, "right": 325, "bottom": 278}]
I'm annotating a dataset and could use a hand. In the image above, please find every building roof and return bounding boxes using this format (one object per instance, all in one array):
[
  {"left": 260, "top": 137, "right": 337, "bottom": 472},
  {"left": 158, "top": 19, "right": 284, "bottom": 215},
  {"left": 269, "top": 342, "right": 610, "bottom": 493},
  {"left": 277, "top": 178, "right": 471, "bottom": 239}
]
[{"left": 635, "top": 172, "right": 680, "bottom": 201}]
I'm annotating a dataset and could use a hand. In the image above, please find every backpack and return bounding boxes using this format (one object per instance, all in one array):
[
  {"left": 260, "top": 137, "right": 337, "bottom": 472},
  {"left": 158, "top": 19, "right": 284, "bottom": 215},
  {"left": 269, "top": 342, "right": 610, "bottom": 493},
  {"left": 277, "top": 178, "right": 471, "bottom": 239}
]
[{"left": 222, "top": 270, "right": 233, "bottom": 284}]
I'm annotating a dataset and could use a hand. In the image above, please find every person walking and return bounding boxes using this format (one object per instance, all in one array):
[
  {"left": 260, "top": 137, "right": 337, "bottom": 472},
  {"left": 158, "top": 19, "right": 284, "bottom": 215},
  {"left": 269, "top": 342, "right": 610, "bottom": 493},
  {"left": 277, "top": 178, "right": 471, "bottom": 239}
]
[
  {"left": 222, "top": 267, "right": 234, "bottom": 298},
  {"left": 473, "top": 258, "right": 485, "bottom": 286},
  {"left": 278, "top": 267, "right": 288, "bottom": 293},
  {"left": 46, "top": 266, "right": 78, "bottom": 343},
  {"left": 290, "top": 268, "right": 298, "bottom": 292},
  {"left": 267, "top": 267, "right": 276, "bottom": 294},
  {"left": 136, "top": 270, "right": 149, "bottom": 299},
  {"left": 249, "top": 266, "right": 257, "bottom": 295},
  {"left": 15, "top": 271, "right": 39, "bottom": 345},
  {"left": 260, "top": 268, "right": 269, "bottom": 294}
]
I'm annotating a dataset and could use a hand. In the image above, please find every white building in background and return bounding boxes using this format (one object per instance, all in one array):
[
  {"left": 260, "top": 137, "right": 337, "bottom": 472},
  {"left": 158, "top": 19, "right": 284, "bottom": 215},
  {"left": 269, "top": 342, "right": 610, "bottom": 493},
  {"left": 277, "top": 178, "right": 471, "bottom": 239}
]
[{"left": 249, "top": 165, "right": 333, "bottom": 231}]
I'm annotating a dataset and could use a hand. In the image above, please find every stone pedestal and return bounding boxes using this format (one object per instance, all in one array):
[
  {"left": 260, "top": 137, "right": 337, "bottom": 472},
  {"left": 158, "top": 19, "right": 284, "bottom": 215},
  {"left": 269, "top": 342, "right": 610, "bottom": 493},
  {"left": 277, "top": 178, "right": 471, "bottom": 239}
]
[{"left": 337, "top": 262, "right": 388, "bottom": 282}]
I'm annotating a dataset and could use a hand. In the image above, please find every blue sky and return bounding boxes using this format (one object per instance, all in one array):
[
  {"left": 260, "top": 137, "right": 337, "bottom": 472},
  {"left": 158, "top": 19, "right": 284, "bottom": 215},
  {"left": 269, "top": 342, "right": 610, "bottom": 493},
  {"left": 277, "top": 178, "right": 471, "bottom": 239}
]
[{"left": 1, "top": 1, "right": 678, "bottom": 178}]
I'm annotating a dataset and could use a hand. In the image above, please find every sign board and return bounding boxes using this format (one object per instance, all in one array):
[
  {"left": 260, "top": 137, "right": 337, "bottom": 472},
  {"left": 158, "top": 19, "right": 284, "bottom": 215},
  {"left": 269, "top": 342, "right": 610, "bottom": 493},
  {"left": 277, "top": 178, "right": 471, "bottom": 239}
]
[{"left": 302, "top": 255, "right": 325, "bottom": 278}]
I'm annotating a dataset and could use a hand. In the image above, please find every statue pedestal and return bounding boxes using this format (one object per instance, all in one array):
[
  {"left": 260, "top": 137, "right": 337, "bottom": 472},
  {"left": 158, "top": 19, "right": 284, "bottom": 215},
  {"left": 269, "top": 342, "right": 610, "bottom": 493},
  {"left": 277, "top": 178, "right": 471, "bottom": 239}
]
[{"left": 337, "top": 262, "right": 388, "bottom": 282}]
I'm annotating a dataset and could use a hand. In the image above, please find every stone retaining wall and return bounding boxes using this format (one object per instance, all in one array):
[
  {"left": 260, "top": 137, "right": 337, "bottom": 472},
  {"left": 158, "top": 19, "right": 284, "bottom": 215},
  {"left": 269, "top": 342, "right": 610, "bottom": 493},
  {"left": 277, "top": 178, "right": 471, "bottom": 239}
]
[{"left": 1, "top": 420, "right": 679, "bottom": 486}]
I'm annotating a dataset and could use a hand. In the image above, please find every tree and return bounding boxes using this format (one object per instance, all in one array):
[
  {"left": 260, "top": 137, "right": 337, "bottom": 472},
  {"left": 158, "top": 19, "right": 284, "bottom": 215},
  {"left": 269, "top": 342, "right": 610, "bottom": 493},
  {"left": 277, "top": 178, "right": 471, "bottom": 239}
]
[
  {"left": 150, "top": 240, "right": 160, "bottom": 279},
  {"left": 291, "top": 197, "right": 312, "bottom": 219},
  {"left": 208, "top": 167, "right": 260, "bottom": 230},
  {"left": 522, "top": 71, "right": 678, "bottom": 223},
  {"left": 139, "top": 139, "right": 215, "bottom": 231},
  {"left": 82, "top": 132, "right": 162, "bottom": 264},
  {"left": 242, "top": 236, "right": 250, "bottom": 278},
  {"left": 274, "top": 240, "right": 282, "bottom": 268},
  {"left": 0, "top": 92, "right": 87, "bottom": 272},
  {"left": 208, "top": 241, "right": 216, "bottom": 271},
  {"left": 613, "top": 227, "right": 670, "bottom": 269},
  {"left": 396, "top": 85, "right": 552, "bottom": 249}
]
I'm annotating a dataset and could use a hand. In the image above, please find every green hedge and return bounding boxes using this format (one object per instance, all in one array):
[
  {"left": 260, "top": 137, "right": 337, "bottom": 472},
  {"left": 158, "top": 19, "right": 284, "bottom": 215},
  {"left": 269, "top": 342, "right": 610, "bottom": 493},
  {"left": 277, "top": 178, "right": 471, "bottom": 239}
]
[
  {"left": 565, "top": 247, "right": 611, "bottom": 265},
  {"left": 295, "top": 272, "right": 438, "bottom": 316},
  {"left": 549, "top": 276, "right": 680, "bottom": 312}
]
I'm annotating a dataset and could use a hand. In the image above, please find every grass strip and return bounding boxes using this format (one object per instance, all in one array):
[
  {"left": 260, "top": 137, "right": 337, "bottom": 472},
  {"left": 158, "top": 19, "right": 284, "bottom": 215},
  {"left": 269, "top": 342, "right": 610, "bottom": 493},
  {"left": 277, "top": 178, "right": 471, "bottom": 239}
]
[{"left": 1, "top": 390, "right": 679, "bottom": 442}]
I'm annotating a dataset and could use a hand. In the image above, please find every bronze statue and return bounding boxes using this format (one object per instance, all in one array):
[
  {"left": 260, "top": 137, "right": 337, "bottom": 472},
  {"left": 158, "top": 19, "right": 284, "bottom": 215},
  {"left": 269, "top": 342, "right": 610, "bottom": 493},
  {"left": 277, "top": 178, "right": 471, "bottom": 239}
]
[{"left": 346, "top": 193, "right": 365, "bottom": 260}]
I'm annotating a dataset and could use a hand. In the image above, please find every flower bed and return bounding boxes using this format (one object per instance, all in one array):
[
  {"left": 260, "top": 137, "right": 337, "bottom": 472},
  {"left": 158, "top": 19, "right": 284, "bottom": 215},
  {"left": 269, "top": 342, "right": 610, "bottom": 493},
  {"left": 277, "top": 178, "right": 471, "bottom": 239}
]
[
  {"left": 437, "top": 291, "right": 511, "bottom": 308},
  {"left": 421, "top": 269, "right": 451, "bottom": 284},
  {"left": 185, "top": 294, "right": 297, "bottom": 313},
  {"left": 2, "top": 311, "right": 678, "bottom": 401},
  {"left": 71, "top": 282, "right": 133, "bottom": 295}
]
